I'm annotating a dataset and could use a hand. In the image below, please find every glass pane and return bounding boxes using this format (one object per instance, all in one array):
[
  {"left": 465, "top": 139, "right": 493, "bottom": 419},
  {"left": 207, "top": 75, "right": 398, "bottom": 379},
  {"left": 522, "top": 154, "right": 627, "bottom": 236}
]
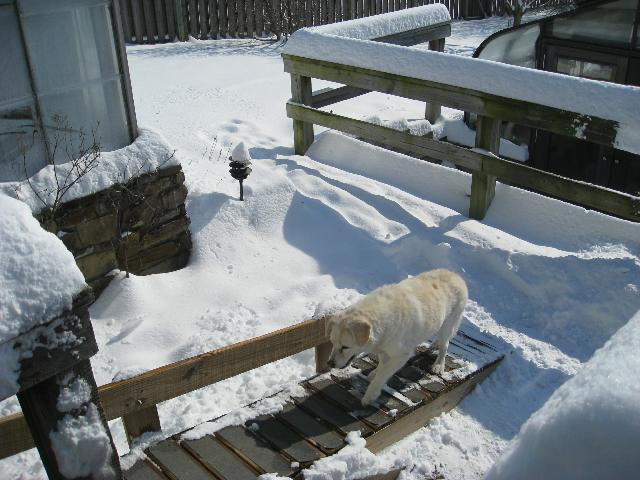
[
  {"left": 0, "top": 6, "right": 33, "bottom": 104},
  {"left": 22, "top": 2, "right": 120, "bottom": 92},
  {"left": 556, "top": 56, "right": 616, "bottom": 81},
  {"left": 38, "top": 78, "right": 130, "bottom": 159},
  {"left": 476, "top": 23, "right": 540, "bottom": 68},
  {"left": 550, "top": 0, "right": 638, "bottom": 47},
  {"left": 0, "top": 101, "right": 49, "bottom": 180}
]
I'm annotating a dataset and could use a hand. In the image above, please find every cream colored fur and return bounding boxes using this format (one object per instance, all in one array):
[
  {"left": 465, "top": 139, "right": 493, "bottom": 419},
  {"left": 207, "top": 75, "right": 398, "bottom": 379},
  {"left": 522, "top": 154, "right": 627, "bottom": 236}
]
[{"left": 326, "top": 269, "right": 468, "bottom": 405}]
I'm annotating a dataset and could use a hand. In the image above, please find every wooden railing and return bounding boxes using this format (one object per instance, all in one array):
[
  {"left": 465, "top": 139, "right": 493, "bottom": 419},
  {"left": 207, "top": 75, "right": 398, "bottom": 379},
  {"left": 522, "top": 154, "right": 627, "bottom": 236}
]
[
  {"left": 283, "top": 30, "right": 640, "bottom": 222},
  {"left": 116, "top": 0, "right": 571, "bottom": 44},
  {"left": 0, "top": 317, "right": 331, "bottom": 460}
]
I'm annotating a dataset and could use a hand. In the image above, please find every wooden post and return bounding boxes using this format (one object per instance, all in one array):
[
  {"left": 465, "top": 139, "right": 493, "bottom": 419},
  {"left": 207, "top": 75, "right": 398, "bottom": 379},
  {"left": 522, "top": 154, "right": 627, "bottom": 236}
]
[
  {"left": 469, "top": 116, "right": 501, "bottom": 220},
  {"left": 175, "top": 0, "right": 189, "bottom": 40},
  {"left": 425, "top": 37, "right": 445, "bottom": 123},
  {"left": 315, "top": 341, "right": 333, "bottom": 373},
  {"left": 122, "top": 405, "right": 162, "bottom": 446},
  {"left": 9, "top": 290, "right": 123, "bottom": 479},
  {"left": 290, "top": 74, "right": 314, "bottom": 154}
]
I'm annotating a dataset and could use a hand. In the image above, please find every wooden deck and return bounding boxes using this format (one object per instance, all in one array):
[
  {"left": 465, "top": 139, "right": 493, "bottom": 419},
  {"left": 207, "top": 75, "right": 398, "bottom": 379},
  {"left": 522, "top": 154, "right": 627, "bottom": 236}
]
[{"left": 123, "top": 325, "right": 503, "bottom": 479}]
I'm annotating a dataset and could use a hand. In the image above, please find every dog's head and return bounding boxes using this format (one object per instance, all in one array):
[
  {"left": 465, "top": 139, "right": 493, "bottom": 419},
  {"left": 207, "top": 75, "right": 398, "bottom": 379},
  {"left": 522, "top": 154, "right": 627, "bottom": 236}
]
[{"left": 325, "top": 309, "right": 372, "bottom": 369}]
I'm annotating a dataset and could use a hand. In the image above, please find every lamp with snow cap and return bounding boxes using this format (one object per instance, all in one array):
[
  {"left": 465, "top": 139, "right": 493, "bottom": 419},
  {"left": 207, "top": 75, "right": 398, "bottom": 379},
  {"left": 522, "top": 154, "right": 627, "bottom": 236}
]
[{"left": 229, "top": 142, "right": 252, "bottom": 201}]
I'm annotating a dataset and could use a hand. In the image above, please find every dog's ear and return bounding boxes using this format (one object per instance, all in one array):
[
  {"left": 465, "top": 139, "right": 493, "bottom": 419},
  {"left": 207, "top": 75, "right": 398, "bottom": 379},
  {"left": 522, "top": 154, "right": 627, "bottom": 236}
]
[{"left": 349, "top": 317, "right": 371, "bottom": 346}]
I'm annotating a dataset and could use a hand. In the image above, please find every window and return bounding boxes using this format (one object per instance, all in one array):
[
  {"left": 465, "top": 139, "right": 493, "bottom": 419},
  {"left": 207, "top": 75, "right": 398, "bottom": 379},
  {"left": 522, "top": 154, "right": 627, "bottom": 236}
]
[
  {"left": 0, "top": 0, "right": 134, "bottom": 180},
  {"left": 556, "top": 56, "right": 617, "bottom": 81}
]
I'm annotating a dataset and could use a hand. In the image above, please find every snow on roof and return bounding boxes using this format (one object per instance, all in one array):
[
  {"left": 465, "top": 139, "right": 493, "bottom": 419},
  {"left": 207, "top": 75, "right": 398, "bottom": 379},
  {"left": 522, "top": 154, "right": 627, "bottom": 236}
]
[
  {"left": 283, "top": 14, "right": 640, "bottom": 154},
  {"left": 0, "top": 128, "right": 180, "bottom": 214},
  {"left": 486, "top": 309, "right": 640, "bottom": 480},
  {"left": 0, "top": 193, "right": 86, "bottom": 345}
]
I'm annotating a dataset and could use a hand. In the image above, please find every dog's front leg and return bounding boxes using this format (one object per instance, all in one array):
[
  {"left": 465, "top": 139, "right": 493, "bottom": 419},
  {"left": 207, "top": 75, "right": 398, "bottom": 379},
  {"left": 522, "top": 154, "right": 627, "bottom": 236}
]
[{"left": 362, "top": 354, "right": 410, "bottom": 406}]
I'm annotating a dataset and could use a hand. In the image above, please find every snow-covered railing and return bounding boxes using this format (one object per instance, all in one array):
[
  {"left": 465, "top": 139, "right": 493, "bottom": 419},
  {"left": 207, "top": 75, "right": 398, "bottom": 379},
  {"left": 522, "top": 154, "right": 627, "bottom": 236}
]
[
  {"left": 0, "top": 316, "right": 332, "bottom": 459},
  {"left": 281, "top": 5, "right": 640, "bottom": 222}
]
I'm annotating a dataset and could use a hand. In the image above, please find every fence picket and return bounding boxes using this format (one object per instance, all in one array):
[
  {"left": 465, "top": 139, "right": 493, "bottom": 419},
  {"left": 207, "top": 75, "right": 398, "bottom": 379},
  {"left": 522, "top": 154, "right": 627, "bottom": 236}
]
[{"left": 122, "top": 0, "right": 571, "bottom": 43}]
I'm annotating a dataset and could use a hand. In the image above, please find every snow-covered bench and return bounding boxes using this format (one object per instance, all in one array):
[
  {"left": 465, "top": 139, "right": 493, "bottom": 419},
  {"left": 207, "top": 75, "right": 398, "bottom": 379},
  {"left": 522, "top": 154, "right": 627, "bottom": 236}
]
[{"left": 281, "top": 5, "right": 640, "bottom": 222}]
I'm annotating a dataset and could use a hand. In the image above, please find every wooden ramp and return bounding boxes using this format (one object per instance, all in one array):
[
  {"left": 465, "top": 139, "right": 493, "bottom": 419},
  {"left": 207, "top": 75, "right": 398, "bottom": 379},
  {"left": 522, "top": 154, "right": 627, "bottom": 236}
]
[{"left": 124, "top": 325, "right": 503, "bottom": 479}]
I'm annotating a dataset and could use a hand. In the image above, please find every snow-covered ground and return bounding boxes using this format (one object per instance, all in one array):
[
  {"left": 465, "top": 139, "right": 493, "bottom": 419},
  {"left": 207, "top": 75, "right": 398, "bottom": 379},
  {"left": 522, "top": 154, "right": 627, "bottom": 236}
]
[{"left": 2, "top": 12, "right": 640, "bottom": 479}]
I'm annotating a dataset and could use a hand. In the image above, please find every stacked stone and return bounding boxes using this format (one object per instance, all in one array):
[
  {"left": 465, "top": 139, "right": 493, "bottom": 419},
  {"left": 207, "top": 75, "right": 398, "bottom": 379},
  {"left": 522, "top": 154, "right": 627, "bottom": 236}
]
[{"left": 38, "top": 165, "right": 191, "bottom": 296}]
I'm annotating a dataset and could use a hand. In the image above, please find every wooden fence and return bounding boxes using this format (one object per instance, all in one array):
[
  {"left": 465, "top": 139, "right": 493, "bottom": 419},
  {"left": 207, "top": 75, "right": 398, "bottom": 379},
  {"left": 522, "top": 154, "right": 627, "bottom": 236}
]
[
  {"left": 116, "top": 0, "right": 569, "bottom": 44},
  {"left": 0, "top": 317, "right": 331, "bottom": 459},
  {"left": 283, "top": 28, "right": 640, "bottom": 222}
]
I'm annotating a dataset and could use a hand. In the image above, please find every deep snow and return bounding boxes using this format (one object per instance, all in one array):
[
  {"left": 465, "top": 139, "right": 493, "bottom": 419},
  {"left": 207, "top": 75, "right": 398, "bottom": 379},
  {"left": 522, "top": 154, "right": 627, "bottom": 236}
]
[{"left": 1, "top": 14, "right": 639, "bottom": 480}]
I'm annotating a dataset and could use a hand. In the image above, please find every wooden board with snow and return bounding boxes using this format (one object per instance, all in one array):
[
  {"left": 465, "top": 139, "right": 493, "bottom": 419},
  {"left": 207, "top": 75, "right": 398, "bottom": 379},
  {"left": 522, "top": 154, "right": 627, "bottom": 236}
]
[{"left": 123, "top": 323, "right": 503, "bottom": 479}]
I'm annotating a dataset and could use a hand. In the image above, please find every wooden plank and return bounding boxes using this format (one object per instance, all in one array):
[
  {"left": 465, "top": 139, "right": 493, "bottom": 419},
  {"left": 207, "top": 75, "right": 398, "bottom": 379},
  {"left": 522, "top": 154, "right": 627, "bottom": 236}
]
[
  {"left": 286, "top": 102, "right": 482, "bottom": 171},
  {"left": 119, "top": 0, "right": 134, "bottom": 42},
  {"left": 0, "top": 318, "right": 328, "bottom": 460},
  {"left": 293, "top": 390, "right": 372, "bottom": 436},
  {"left": 188, "top": 0, "right": 199, "bottom": 36},
  {"left": 165, "top": 0, "right": 177, "bottom": 39},
  {"left": 154, "top": 0, "right": 168, "bottom": 40},
  {"left": 250, "top": 414, "right": 324, "bottom": 464},
  {"left": 366, "top": 357, "right": 503, "bottom": 453},
  {"left": 228, "top": 0, "right": 237, "bottom": 37},
  {"left": 282, "top": 54, "right": 620, "bottom": 148},
  {"left": 307, "top": 377, "right": 392, "bottom": 428},
  {"left": 147, "top": 439, "right": 216, "bottom": 479},
  {"left": 245, "top": 0, "right": 254, "bottom": 37},
  {"left": 216, "top": 425, "right": 294, "bottom": 476},
  {"left": 290, "top": 74, "right": 314, "bottom": 154},
  {"left": 237, "top": 0, "right": 245, "bottom": 35},
  {"left": 315, "top": 340, "right": 332, "bottom": 373},
  {"left": 334, "top": 374, "right": 412, "bottom": 414},
  {"left": 175, "top": 0, "right": 189, "bottom": 41},
  {"left": 254, "top": 0, "right": 264, "bottom": 34},
  {"left": 305, "top": 0, "right": 313, "bottom": 26},
  {"left": 199, "top": 0, "right": 209, "bottom": 37},
  {"left": 182, "top": 435, "right": 260, "bottom": 479},
  {"left": 123, "top": 405, "right": 162, "bottom": 446},
  {"left": 385, "top": 375, "right": 431, "bottom": 404},
  {"left": 18, "top": 359, "right": 123, "bottom": 480},
  {"left": 131, "top": 0, "right": 146, "bottom": 42},
  {"left": 207, "top": 0, "right": 218, "bottom": 37},
  {"left": 311, "top": 85, "right": 369, "bottom": 108},
  {"left": 276, "top": 402, "right": 345, "bottom": 453},
  {"left": 285, "top": 102, "right": 640, "bottom": 222},
  {"left": 469, "top": 115, "right": 500, "bottom": 220},
  {"left": 218, "top": 0, "right": 228, "bottom": 36},
  {"left": 143, "top": 0, "right": 157, "bottom": 42},
  {"left": 124, "top": 459, "right": 169, "bottom": 480}
]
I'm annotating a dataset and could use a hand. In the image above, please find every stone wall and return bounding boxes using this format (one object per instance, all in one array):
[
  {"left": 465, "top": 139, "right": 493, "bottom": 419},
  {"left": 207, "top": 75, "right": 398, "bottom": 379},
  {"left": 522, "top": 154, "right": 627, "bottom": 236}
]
[{"left": 38, "top": 165, "right": 191, "bottom": 296}]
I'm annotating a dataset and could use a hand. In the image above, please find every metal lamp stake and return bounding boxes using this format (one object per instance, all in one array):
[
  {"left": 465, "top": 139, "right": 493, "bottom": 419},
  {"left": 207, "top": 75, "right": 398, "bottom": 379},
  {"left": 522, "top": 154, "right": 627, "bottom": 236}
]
[{"left": 229, "top": 142, "right": 252, "bottom": 201}]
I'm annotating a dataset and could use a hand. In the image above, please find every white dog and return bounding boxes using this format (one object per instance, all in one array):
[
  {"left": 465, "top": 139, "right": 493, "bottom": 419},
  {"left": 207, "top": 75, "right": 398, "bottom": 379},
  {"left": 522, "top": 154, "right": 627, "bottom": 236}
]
[{"left": 326, "top": 269, "right": 468, "bottom": 405}]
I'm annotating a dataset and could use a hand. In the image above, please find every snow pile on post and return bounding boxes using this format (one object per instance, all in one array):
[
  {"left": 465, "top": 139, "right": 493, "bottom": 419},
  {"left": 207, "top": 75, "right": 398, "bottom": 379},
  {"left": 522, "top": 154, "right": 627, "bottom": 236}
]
[
  {"left": 283, "top": 8, "right": 640, "bottom": 154},
  {"left": 0, "top": 193, "right": 86, "bottom": 397},
  {"left": 486, "top": 310, "right": 640, "bottom": 480},
  {"left": 0, "top": 128, "right": 179, "bottom": 213}
]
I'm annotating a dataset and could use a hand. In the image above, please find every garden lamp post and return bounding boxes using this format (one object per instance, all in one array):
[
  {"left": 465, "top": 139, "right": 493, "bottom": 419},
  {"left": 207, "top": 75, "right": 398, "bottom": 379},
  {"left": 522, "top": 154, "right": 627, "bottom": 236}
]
[{"left": 229, "top": 142, "right": 252, "bottom": 201}]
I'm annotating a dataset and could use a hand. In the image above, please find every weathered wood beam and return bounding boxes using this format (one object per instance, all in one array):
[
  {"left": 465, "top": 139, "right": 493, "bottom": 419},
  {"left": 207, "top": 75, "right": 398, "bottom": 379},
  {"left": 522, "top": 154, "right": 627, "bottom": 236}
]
[
  {"left": 469, "top": 116, "right": 500, "bottom": 220},
  {"left": 312, "top": 86, "right": 370, "bottom": 108},
  {"left": 365, "top": 357, "right": 502, "bottom": 453},
  {"left": 0, "top": 317, "right": 328, "bottom": 460},
  {"left": 291, "top": 74, "right": 315, "bottom": 154},
  {"left": 282, "top": 54, "right": 620, "bottom": 148},
  {"left": 285, "top": 102, "right": 640, "bottom": 222},
  {"left": 122, "top": 405, "right": 162, "bottom": 446},
  {"left": 372, "top": 21, "right": 451, "bottom": 46}
]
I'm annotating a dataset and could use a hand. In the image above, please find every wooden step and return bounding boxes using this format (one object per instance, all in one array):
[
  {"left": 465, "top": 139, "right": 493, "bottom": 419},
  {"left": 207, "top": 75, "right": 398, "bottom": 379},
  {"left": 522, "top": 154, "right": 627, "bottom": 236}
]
[{"left": 125, "top": 327, "right": 503, "bottom": 479}]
